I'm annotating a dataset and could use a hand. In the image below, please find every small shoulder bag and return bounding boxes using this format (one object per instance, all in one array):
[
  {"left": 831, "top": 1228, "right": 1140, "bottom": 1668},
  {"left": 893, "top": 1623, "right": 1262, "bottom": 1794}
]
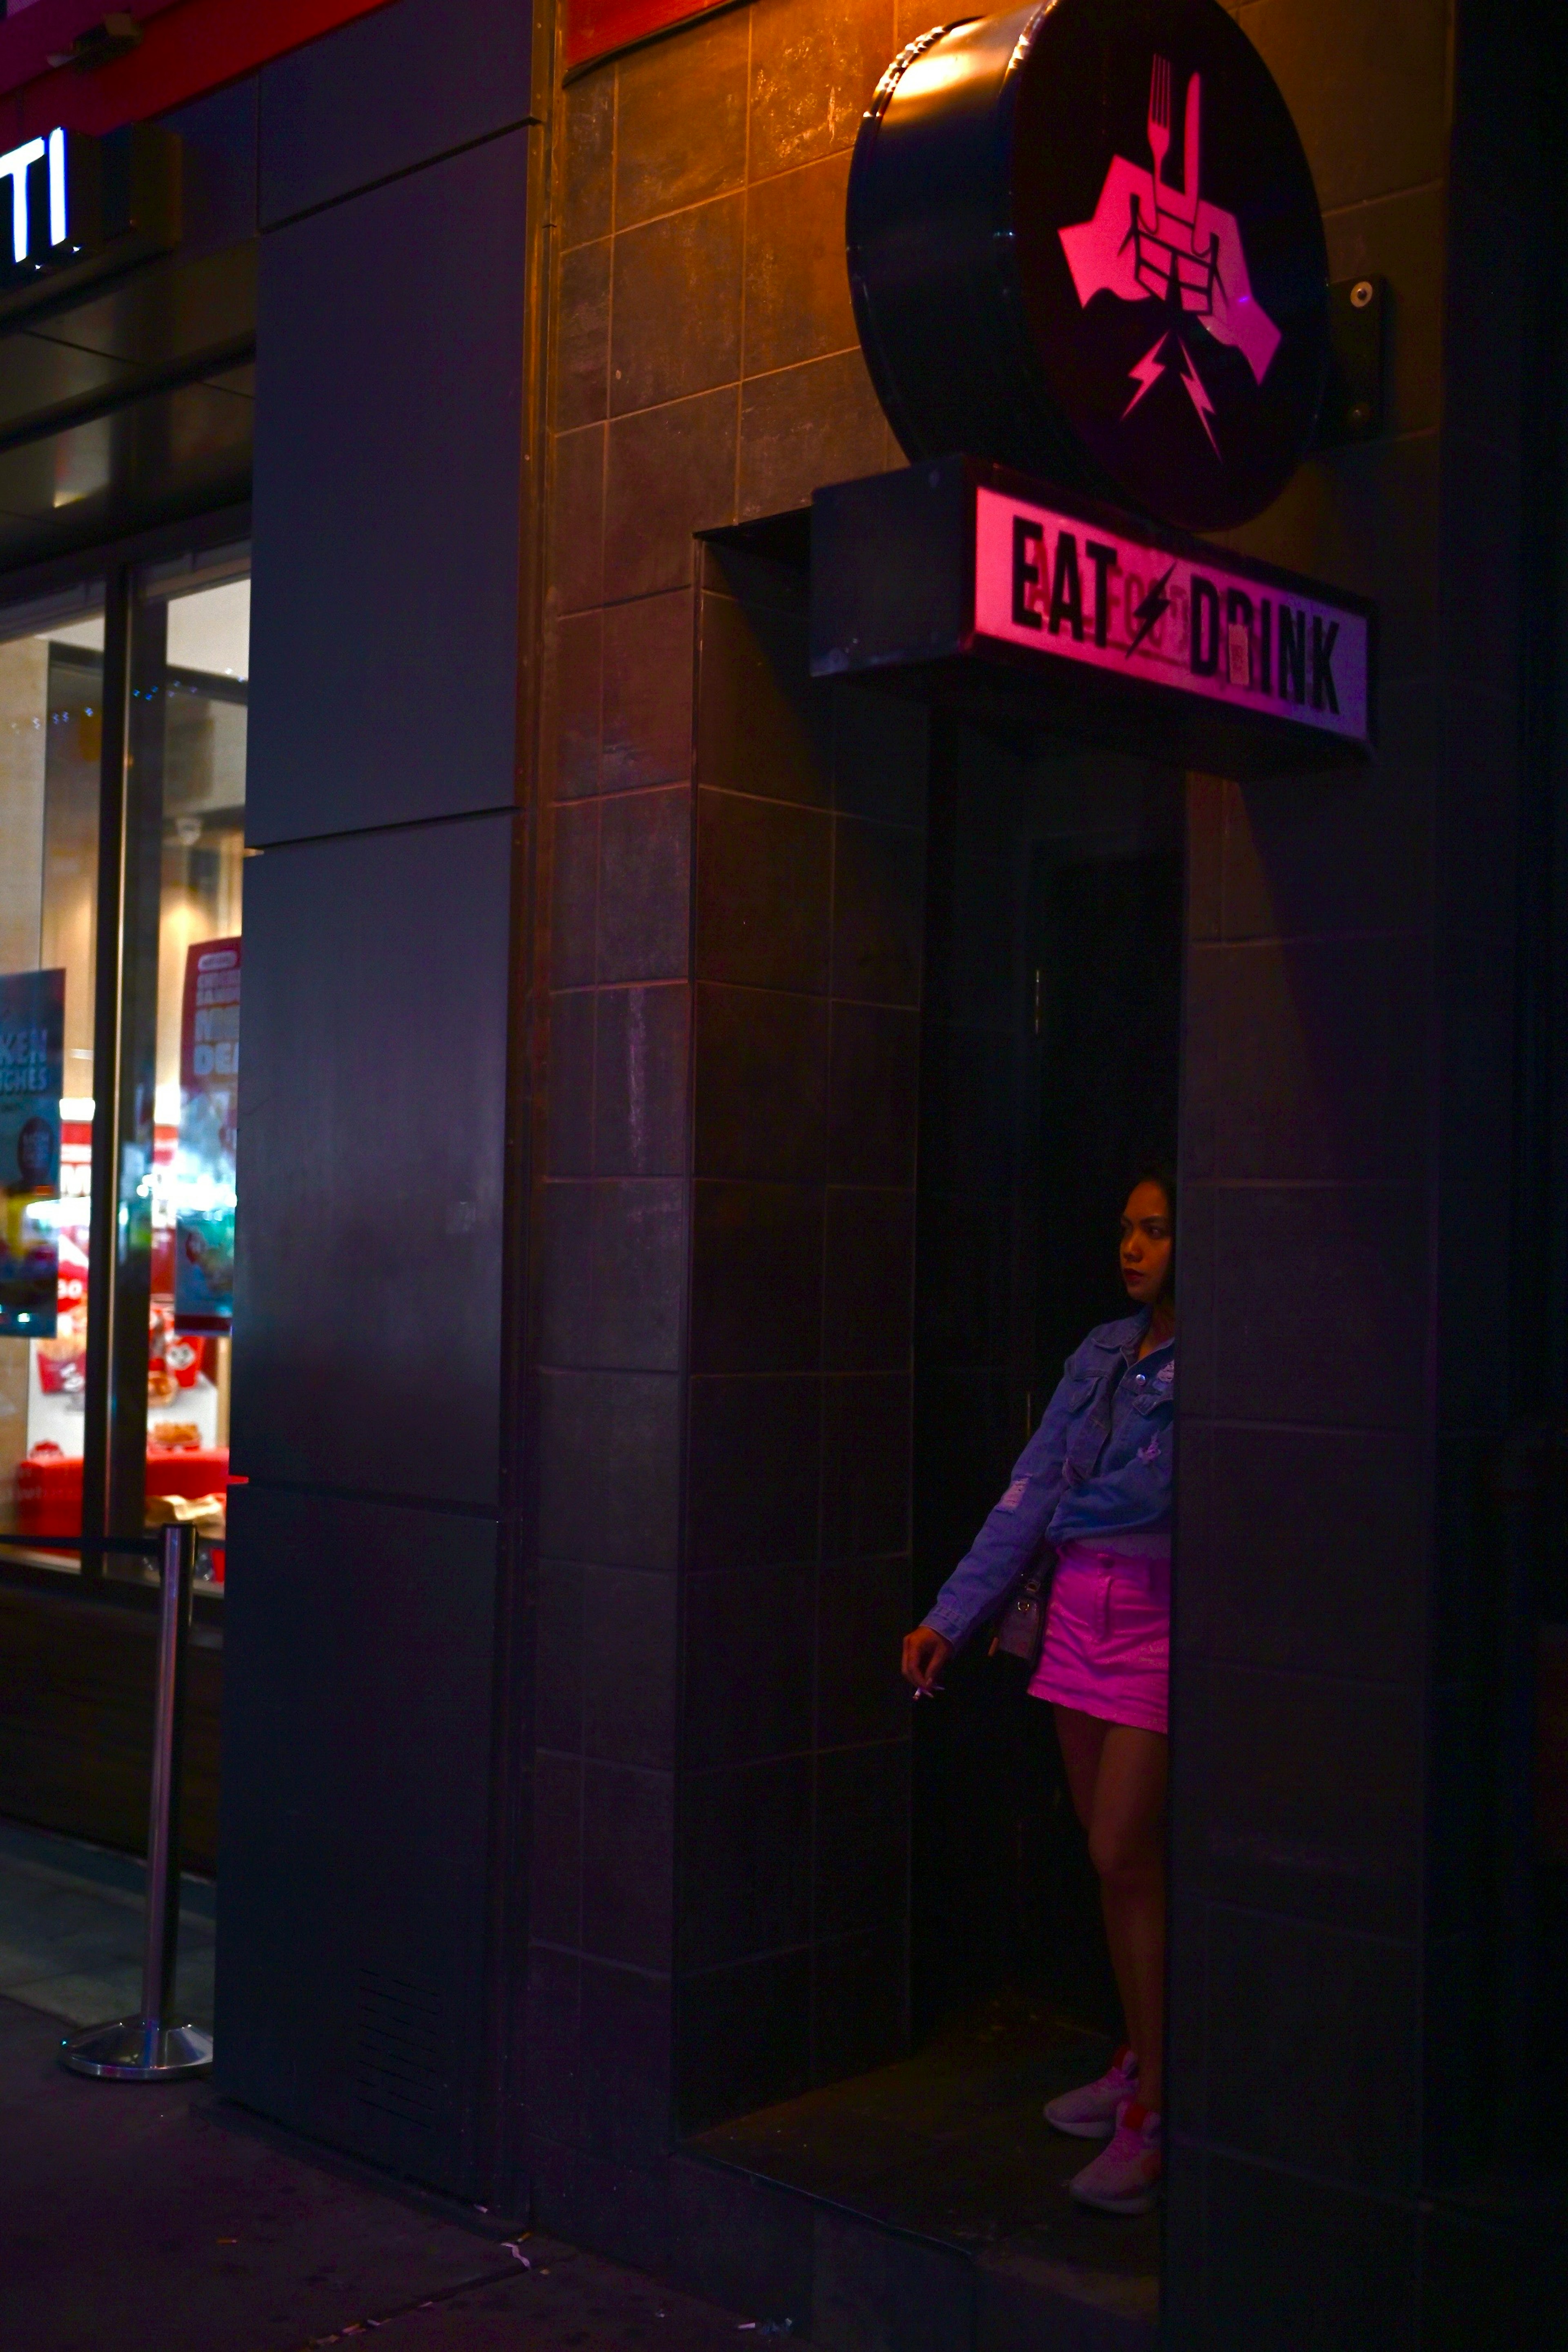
[{"left": 989, "top": 1544, "right": 1054, "bottom": 1670}]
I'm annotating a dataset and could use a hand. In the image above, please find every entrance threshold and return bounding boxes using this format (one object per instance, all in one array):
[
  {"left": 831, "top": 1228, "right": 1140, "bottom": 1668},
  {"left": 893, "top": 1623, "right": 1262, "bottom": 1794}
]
[{"left": 684, "top": 1994, "right": 1157, "bottom": 2351}]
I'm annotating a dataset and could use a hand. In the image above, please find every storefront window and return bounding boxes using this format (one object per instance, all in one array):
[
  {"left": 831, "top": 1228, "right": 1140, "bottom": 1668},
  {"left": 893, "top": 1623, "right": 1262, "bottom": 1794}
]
[
  {"left": 0, "top": 588, "right": 105, "bottom": 1542},
  {"left": 140, "top": 561, "right": 249, "bottom": 1588},
  {"left": 0, "top": 554, "right": 248, "bottom": 1589}
]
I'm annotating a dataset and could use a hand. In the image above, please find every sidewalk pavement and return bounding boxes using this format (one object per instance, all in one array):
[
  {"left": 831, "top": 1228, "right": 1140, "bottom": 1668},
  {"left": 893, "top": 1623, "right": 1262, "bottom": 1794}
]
[{"left": 0, "top": 1826, "right": 752, "bottom": 2352}]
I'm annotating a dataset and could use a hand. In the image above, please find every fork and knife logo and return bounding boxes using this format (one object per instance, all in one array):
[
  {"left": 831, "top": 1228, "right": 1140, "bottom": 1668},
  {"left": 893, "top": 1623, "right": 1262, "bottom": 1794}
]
[{"left": 1058, "top": 54, "right": 1283, "bottom": 456}]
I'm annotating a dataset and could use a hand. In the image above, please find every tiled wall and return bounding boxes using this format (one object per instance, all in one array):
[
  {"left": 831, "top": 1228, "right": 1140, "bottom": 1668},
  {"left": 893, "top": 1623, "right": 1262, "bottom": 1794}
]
[
  {"left": 528, "top": 0, "right": 929, "bottom": 2260},
  {"left": 1168, "top": 0, "right": 1531, "bottom": 2340},
  {"left": 677, "top": 546, "right": 927, "bottom": 2131},
  {"left": 528, "top": 0, "right": 1539, "bottom": 2332}
]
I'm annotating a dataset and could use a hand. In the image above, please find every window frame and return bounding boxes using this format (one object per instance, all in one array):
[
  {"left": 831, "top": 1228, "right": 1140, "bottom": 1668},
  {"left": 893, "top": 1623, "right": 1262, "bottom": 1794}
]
[{"left": 0, "top": 500, "right": 249, "bottom": 1600}]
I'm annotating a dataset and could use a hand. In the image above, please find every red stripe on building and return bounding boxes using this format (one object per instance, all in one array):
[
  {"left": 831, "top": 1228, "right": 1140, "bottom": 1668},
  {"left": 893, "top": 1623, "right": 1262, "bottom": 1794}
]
[{"left": 0, "top": 0, "right": 394, "bottom": 141}]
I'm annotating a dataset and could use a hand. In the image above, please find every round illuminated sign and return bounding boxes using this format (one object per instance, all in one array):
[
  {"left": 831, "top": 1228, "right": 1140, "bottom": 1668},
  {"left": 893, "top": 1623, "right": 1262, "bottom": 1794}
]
[{"left": 847, "top": 0, "right": 1330, "bottom": 531}]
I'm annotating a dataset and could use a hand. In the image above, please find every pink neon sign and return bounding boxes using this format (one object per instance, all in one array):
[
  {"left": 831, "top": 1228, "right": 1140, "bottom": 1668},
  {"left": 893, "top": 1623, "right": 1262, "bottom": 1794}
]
[{"left": 973, "top": 486, "right": 1370, "bottom": 748}]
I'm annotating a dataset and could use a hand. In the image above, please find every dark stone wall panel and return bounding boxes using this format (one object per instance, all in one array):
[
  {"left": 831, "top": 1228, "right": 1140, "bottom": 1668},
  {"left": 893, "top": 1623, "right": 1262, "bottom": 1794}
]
[
  {"left": 216, "top": 1484, "right": 497, "bottom": 2196},
  {"left": 675, "top": 1950, "right": 813, "bottom": 2132},
  {"left": 1204, "top": 1906, "right": 1418, "bottom": 2194},
  {"left": 1193, "top": 1423, "right": 1425, "bottom": 1679},
  {"left": 678, "top": 1757, "right": 813, "bottom": 1971},
  {"left": 1209, "top": 1182, "right": 1427, "bottom": 1430},
  {"left": 1174, "top": 1657, "right": 1420, "bottom": 1936},
  {"left": 258, "top": 0, "right": 533, "bottom": 225},
  {"left": 231, "top": 815, "right": 510, "bottom": 1505},
  {"left": 249, "top": 131, "right": 528, "bottom": 843},
  {"left": 1187, "top": 936, "right": 1428, "bottom": 1181},
  {"left": 1205, "top": 2147, "right": 1420, "bottom": 2352}
]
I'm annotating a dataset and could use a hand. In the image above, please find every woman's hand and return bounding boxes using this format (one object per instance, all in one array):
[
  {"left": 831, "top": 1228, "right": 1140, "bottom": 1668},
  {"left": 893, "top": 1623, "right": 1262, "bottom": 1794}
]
[{"left": 902, "top": 1625, "right": 953, "bottom": 1693}]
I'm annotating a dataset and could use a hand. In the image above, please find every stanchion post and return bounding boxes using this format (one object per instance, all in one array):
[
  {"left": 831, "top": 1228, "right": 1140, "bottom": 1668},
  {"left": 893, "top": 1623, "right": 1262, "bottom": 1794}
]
[{"left": 62, "top": 1521, "right": 214, "bottom": 2080}]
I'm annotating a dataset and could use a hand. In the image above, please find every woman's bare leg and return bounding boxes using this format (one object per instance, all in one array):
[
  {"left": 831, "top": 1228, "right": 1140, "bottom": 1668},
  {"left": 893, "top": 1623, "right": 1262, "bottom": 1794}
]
[
  {"left": 1087, "top": 1725, "right": 1168, "bottom": 2111},
  {"left": 1054, "top": 1707, "right": 1168, "bottom": 2109},
  {"left": 1053, "top": 1702, "right": 1108, "bottom": 1833}
]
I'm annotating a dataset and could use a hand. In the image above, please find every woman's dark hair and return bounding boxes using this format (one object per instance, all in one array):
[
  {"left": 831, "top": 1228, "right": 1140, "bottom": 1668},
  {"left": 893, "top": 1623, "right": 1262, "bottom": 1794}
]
[{"left": 1126, "top": 1158, "right": 1177, "bottom": 1229}]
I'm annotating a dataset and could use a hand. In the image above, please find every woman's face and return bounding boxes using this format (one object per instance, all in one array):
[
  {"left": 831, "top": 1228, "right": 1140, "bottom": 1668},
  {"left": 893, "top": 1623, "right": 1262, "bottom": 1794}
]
[{"left": 1119, "top": 1181, "right": 1174, "bottom": 1309}]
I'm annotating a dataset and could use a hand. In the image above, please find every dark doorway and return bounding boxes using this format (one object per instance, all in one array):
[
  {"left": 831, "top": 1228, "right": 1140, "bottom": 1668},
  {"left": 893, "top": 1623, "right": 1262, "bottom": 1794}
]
[
  {"left": 912, "top": 726, "right": 1183, "bottom": 2048},
  {"left": 695, "top": 713, "right": 1181, "bottom": 2340}
]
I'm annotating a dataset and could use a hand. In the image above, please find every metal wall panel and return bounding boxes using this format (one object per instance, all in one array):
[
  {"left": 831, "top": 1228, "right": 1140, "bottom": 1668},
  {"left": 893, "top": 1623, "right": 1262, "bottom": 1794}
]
[
  {"left": 247, "top": 128, "right": 528, "bottom": 844},
  {"left": 215, "top": 1483, "right": 498, "bottom": 2197},
  {"left": 230, "top": 812, "right": 512, "bottom": 1508},
  {"left": 258, "top": 0, "right": 533, "bottom": 227}
]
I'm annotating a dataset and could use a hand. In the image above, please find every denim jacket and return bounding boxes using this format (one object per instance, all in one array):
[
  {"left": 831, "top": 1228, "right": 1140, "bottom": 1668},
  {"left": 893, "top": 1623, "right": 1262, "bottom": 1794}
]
[{"left": 924, "top": 1310, "right": 1174, "bottom": 1653}]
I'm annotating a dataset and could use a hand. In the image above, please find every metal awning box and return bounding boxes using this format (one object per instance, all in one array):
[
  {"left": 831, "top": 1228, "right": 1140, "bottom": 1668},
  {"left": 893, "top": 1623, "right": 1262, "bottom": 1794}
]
[{"left": 809, "top": 457, "right": 1375, "bottom": 777}]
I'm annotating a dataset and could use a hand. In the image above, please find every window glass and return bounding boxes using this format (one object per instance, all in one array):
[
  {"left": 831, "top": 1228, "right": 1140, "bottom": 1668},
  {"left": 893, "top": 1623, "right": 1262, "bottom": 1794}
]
[
  {"left": 0, "top": 593, "right": 104, "bottom": 1542},
  {"left": 146, "top": 569, "right": 248, "bottom": 1590}
]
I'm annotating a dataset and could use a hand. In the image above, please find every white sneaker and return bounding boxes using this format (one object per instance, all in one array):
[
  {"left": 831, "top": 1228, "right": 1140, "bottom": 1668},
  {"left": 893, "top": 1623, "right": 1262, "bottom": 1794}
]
[
  {"left": 1044, "top": 2045, "right": 1139, "bottom": 2140},
  {"left": 1068, "top": 2100, "right": 1163, "bottom": 2215}
]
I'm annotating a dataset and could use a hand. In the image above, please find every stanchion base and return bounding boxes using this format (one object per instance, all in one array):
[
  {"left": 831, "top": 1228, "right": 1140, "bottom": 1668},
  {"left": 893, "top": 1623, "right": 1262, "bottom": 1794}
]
[{"left": 60, "top": 2018, "right": 213, "bottom": 2080}]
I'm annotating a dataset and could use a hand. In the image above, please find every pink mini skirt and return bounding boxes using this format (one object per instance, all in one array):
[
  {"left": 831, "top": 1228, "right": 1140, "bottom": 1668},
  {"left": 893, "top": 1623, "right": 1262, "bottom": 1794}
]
[{"left": 1027, "top": 1537, "right": 1171, "bottom": 1735}]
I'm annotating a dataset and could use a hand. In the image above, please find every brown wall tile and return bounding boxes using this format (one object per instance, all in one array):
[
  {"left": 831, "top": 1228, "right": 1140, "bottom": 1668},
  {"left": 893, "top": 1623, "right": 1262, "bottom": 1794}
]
[
  {"left": 606, "top": 388, "right": 739, "bottom": 600},
  {"left": 552, "top": 423, "right": 606, "bottom": 615},
  {"left": 696, "top": 787, "right": 833, "bottom": 993},
  {"left": 828, "top": 1003, "right": 920, "bottom": 1185},
  {"left": 612, "top": 196, "right": 745, "bottom": 414},
  {"left": 596, "top": 983, "right": 691, "bottom": 1178},
  {"left": 749, "top": 0, "right": 894, "bottom": 180},
  {"left": 820, "top": 1373, "right": 910, "bottom": 1559},
  {"left": 598, "top": 785, "right": 693, "bottom": 984},
  {"left": 686, "top": 1373, "right": 822, "bottom": 1568},
  {"left": 1240, "top": 0, "right": 1448, "bottom": 212},
  {"left": 557, "top": 240, "right": 611, "bottom": 432},
  {"left": 831, "top": 814, "right": 924, "bottom": 1006},
  {"left": 696, "top": 592, "right": 830, "bottom": 806},
  {"left": 547, "top": 989, "right": 596, "bottom": 1178},
  {"left": 602, "top": 591, "right": 694, "bottom": 793},
  {"left": 690, "top": 1180, "right": 825, "bottom": 1373},
  {"left": 615, "top": 6, "right": 751, "bottom": 227},
  {"left": 693, "top": 983, "right": 829, "bottom": 1180},
  {"left": 739, "top": 348, "right": 888, "bottom": 521},
  {"left": 822, "top": 1187, "right": 914, "bottom": 1372},
  {"left": 561, "top": 69, "right": 615, "bottom": 249},
  {"left": 551, "top": 798, "right": 599, "bottom": 991},
  {"left": 893, "top": 0, "right": 938, "bottom": 48},
  {"left": 553, "top": 610, "right": 602, "bottom": 801},
  {"left": 744, "top": 152, "right": 857, "bottom": 378}
]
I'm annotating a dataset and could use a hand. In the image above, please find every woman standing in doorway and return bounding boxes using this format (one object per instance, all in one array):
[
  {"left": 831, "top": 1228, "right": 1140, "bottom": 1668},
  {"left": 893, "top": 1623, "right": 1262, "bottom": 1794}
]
[{"left": 902, "top": 1170, "right": 1175, "bottom": 2218}]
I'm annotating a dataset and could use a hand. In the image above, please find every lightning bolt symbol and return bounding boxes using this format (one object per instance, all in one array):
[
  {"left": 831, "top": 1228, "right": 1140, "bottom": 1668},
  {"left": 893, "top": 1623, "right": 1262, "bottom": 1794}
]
[
  {"left": 1125, "top": 564, "right": 1176, "bottom": 660},
  {"left": 1122, "top": 333, "right": 1168, "bottom": 419},
  {"left": 1178, "top": 341, "right": 1220, "bottom": 454}
]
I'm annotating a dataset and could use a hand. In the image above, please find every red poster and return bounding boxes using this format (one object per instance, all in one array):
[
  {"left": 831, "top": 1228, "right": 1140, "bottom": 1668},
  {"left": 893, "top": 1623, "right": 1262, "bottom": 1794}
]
[{"left": 174, "top": 936, "right": 239, "bottom": 1334}]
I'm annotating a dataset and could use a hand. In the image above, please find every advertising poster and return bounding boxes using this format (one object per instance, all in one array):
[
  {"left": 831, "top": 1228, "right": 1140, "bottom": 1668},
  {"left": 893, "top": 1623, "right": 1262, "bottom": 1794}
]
[
  {"left": 174, "top": 938, "right": 240, "bottom": 1334},
  {"left": 0, "top": 967, "right": 64, "bottom": 1337}
]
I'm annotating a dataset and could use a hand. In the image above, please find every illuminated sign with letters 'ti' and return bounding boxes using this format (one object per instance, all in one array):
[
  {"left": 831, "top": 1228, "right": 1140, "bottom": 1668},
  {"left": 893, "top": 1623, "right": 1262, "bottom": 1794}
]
[
  {"left": 0, "top": 128, "right": 68, "bottom": 267},
  {"left": 0, "top": 123, "right": 179, "bottom": 318}
]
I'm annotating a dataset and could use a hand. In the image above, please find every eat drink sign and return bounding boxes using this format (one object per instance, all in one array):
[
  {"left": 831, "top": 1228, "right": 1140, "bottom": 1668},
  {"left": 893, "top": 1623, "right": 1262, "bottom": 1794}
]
[{"left": 976, "top": 484, "right": 1370, "bottom": 749}]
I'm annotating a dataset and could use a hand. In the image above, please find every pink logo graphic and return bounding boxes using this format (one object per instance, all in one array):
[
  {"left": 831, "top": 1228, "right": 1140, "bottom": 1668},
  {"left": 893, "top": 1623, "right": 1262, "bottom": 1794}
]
[{"left": 1058, "top": 55, "right": 1281, "bottom": 451}]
